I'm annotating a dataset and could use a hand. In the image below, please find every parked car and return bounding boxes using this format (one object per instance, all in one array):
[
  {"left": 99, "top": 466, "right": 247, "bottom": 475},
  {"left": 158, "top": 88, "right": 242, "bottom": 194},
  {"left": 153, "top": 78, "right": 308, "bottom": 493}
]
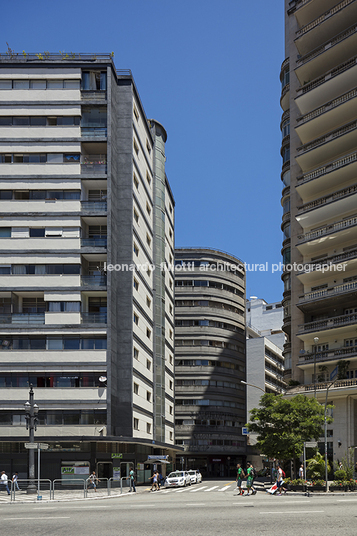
[
  {"left": 165, "top": 471, "right": 191, "bottom": 487},
  {"left": 187, "top": 470, "right": 202, "bottom": 484}
]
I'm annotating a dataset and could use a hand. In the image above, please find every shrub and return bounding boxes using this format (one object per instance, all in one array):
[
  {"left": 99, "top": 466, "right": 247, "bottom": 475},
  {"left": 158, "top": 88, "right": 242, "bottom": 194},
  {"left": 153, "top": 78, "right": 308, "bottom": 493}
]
[{"left": 334, "top": 469, "right": 347, "bottom": 481}]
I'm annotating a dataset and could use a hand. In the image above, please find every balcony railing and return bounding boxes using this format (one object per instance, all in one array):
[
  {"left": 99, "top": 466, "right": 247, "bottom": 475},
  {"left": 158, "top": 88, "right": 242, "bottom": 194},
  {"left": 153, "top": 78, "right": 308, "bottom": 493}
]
[
  {"left": 296, "top": 55, "right": 357, "bottom": 97},
  {"left": 298, "top": 248, "right": 357, "bottom": 275},
  {"left": 0, "top": 313, "right": 45, "bottom": 325},
  {"left": 81, "top": 275, "right": 107, "bottom": 287},
  {"left": 81, "top": 127, "right": 107, "bottom": 138},
  {"left": 297, "top": 88, "right": 357, "bottom": 126},
  {"left": 297, "top": 150, "right": 357, "bottom": 185},
  {"left": 299, "top": 280, "right": 357, "bottom": 303},
  {"left": 81, "top": 155, "right": 107, "bottom": 175},
  {"left": 296, "top": 0, "right": 355, "bottom": 38},
  {"left": 298, "top": 313, "right": 357, "bottom": 333},
  {"left": 81, "top": 238, "right": 107, "bottom": 248},
  {"left": 81, "top": 312, "right": 107, "bottom": 324},
  {"left": 81, "top": 201, "right": 107, "bottom": 212},
  {"left": 297, "top": 120, "right": 357, "bottom": 156},
  {"left": 297, "top": 215, "right": 357, "bottom": 243},
  {"left": 296, "top": 24, "right": 357, "bottom": 67},
  {"left": 297, "top": 183, "right": 357, "bottom": 213}
]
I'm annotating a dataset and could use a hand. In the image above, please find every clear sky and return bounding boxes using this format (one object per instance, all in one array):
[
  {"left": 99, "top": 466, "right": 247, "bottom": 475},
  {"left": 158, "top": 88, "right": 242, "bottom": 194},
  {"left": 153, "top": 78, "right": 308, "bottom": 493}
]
[{"left": 3, "top": 0, "right": 285, "bottom": 303}]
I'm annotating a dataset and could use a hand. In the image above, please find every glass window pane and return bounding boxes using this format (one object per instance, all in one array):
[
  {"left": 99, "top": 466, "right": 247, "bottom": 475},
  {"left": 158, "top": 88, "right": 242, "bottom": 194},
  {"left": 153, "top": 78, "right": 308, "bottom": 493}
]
[
  {"left": 63, "top": 338, "right": 80, "bottom": 350},
  {"left": 47, "top": 80, "right": 63, "bottom": 89},
  {"left": 13, "top": 117, "right": 29, "bottom": 126},
  {"left": 47, "top": 338, "right": 63, "bottom": 350},
  {"left": 30, "top": 80, "right": 46, "bottom": 89},
  {"left": 0, "top": 117, "right": 12, "bottom": 126},
  {"left": 13, "top": 80, "right": 29, "bottom": 89},
  {"left": 64, "top": 80, "right": 80, "bottom": 89},
  {"left": 0, "top": 80, "right": 12, "bottom": 89},
  {"left": 30, "top": 117, "right": 46, "bottom": 126}
]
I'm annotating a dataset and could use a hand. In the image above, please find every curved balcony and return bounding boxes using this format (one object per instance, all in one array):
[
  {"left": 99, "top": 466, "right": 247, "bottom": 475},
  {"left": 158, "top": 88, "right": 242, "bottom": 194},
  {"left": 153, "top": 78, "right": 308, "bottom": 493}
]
[
  {"left": 296, "top": 149, "right": 357, "bottom": 199},
  {"left": 298, "top": 312, "right": 357, "bottom": 335},
  {"left": 280, "top": 84, "right": 290, "bottom": 112},
  {"left": 297, "top": 214, "right": 357, "bottom": 244},
  {"left": 298, "top": 345, "right": 357, "bottom": 366},
  {"left": 295, "top": 54, "right": 357, "bottom": 116},
  {"left": 297, "top": 248, "right": 357, "bottom": 280},
  {"left": 295, "top": 0, "right": 357, "bottom": 56},
  {"left": 298, "top": 280, "right": 357, "bottom": 307},
  {"left": 296, "top": 119, "right": 357, "bottom": 172},
  {"left": 295, "top": 23, "right": 357, "bottom": 85},
  {"left": 296, "top": 183, "right": 357, "bottom": 229},
  {"left": 292, "top": 0, "right": 341, "bottom": 28}
]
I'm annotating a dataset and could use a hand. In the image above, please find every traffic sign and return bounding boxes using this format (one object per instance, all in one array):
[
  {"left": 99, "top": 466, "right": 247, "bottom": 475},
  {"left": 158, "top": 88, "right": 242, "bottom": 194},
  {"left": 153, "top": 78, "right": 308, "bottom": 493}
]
[
  {"left": 242, "top": 427, "right": 249, "bottom": 435},
  {"left": 38, "top": 443, "right": 49, "bottom": 450},
  {"left": 25, "top": 443, "right": 37, "bottom": 449},
  {"left": 305, "top": 441, "right": 317, "bottom": 448}
]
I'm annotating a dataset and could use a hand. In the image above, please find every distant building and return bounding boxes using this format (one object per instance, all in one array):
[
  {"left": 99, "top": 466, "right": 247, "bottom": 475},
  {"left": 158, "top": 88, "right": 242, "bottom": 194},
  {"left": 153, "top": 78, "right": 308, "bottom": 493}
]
[
  {"left": 174, "top": 248, "right": 246, "bottom": 477},
  {"left": 246, "top": 297, "right": 286, "bottom": 467}
]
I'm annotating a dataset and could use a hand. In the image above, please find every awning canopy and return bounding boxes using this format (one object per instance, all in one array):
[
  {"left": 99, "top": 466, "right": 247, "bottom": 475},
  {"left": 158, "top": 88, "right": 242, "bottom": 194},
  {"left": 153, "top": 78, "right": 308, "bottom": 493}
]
[{"left": 144, "top": 458, "right": 170, "bottom": 464}]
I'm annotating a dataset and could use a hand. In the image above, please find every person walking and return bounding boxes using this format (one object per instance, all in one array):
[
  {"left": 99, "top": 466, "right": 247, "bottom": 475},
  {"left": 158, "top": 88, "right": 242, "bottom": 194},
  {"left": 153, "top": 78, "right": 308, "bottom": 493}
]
[
  {"left": 12, "top": 472, "right": 20, "bottom": 491},
  {"left": 129, "top": 468, "right": 136, "bottom": 492},
  {"left": 236, "top": 463, "right": 245, "bottom": 496},
  {"left": 87, "top": 471, "right": 100, "bottom": 492},
  {"left": 149, "top": 471, "right": 158, "bottom": 491},
  {"left": 1, "top": 471, "right": 10, "bottom": 495},
  {"left": 276, "top": 464, "right": 283, "bottom": 495},
  {"left": 246, "top": 463, "right": 254, "bottom": 496}
]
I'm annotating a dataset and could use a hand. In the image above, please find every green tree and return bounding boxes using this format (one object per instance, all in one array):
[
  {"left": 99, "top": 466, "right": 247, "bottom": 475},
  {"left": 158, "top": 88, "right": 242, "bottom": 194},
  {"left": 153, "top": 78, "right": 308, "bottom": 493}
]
[
  {"left": 307, "top": 451, "right": 331, "bottom": 480},
  {"left": 247, "top": 393, "right": 333, "bottom": 474}
]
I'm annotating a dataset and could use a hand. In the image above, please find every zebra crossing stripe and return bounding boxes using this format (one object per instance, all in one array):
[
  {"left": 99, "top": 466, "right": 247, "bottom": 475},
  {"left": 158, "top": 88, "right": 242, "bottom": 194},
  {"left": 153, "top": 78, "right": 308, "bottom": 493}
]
[
  {"left": 189, "top": 486, "right": 208, "bottom": 492},
  {"left": 204, "top": 486, "right": 219, "bottom": 492},
  {"left": 218, "top": 486, "right": 231, "bottom": 491}
]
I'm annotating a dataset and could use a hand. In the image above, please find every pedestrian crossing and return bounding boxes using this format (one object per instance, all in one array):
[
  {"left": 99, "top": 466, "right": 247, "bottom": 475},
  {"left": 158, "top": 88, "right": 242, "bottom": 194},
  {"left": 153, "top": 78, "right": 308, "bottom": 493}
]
[{"left": 157, "top": 484, "right": 236, "bottom": 494}]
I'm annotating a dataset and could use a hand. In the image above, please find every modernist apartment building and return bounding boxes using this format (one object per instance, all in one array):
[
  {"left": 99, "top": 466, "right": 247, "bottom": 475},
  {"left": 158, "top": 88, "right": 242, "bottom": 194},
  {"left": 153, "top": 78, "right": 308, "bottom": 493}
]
[
  {"left": 0, "top": 53, "right": 176, "bottom": 481},
  {"left": 246, "top": 297, "right": 285, "bottom": 467},
  {"left": 281, "top": 0, "right": 357, "bottom": 458},
  {"left": 174, "top": 248, "right": 246, "bottom": 477}
]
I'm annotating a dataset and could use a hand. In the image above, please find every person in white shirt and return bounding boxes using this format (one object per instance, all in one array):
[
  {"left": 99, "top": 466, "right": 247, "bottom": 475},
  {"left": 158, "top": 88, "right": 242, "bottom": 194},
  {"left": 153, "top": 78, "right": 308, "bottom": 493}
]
[
  {"left": 1, "top": 471, "right": 10, "bottom": 495},
  {"left": 12, "top": 472, "right": 20, "bottom": 491},
  {"left": 299, "top": 464, "right": 304, "bottom": 480},
  {"left": 276, "top": 465, "right": 283, "bottom": 495}
]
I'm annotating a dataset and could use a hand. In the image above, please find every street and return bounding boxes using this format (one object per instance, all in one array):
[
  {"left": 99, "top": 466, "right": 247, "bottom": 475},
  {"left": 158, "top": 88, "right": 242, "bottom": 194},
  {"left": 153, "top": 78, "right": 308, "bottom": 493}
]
[{"left": 1, "top": 479, "right": 357, "bottom": 536}]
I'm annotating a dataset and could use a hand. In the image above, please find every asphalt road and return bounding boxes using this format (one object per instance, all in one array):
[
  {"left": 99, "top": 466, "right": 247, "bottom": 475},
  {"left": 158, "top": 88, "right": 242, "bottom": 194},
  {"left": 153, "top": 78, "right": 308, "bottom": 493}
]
[{"left": 2, "top": 479, "right": 357, "bottom": 536}]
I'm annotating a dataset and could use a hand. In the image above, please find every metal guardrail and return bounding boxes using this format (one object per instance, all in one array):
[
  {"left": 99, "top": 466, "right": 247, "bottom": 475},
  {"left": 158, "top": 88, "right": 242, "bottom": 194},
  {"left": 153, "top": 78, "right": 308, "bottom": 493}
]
[{"left": 11, "top": 478, "right": 52, "bottom": 501}]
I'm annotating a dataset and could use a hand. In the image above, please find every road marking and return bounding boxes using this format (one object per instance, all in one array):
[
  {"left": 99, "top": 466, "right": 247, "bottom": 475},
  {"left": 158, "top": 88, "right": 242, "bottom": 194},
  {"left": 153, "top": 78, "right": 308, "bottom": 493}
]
[
  {"left": 218, "top": 485, "right": 231, "bottom": 492},
  {"left": 190, "top": 486, "right": 208, "bottom": 492},
  {"left": 176, "top": 488, "right": 191, "bottom": 493},
  {"left": 337, "top": 499, "right": 357, "bottom": 502},
  {"left": 260, "top": 510, "right": 324, "bottom": 515},
  {"left": 186, "top": 503, "right": 205, "bottom": 506},
  {"left": 204, "top": 486, "right": 219, "bottom": 492},
  {"left": 4, "top": 517, "right": 71, "bottom": 521}
]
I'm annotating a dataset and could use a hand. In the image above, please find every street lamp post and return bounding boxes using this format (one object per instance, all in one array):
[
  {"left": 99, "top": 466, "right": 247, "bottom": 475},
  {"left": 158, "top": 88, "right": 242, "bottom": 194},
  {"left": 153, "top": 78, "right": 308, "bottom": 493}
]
[
  {"left": 324, "top": 380, "right": 335, "bottom": 493},
  {"left": 24, "top": 385, "right": 39, "bottom": 494},
  {"left": 240, "top": 380, "right": 265, "bottom": 393},
  {"left": 313, "top": 337, "right": 319, "bottom": 399}
]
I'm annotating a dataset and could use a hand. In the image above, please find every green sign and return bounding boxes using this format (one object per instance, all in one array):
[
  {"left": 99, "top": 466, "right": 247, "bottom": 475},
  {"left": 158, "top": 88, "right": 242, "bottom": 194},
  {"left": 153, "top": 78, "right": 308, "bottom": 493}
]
[
  {"left": 61, "top": 467, "right": 75, "bottom": 474},
  {"left": 111, "top": 453, "right": 123, "bottom": 459}
]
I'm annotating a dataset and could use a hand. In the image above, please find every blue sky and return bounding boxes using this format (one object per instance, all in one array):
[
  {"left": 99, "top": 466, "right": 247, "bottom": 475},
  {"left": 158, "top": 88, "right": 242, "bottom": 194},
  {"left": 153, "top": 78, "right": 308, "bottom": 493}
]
[{"left": 3, "top": 0, "right": 285, "bottom": 303}]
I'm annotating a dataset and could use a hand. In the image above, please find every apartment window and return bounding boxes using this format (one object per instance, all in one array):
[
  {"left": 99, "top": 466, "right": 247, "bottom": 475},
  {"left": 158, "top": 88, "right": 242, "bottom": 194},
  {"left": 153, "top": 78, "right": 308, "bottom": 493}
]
[
  {"left": 134, "top": 278, "right": 139, "bottom": 291},
  {"left": 0, "top": 228, "right": 11, "bottom": 237},
  {"left": 146, "top": 171, "right": 151, "bottom": 186},
  {"left": 147, "top": 422, "right": 151, "bottom": 434},
  {"left": 170, "top": 431, "right": 173, "bottom": 441},
  {"left": 30, "top": 228, "right": 45, "bottom": 238},
  {"left": 169, "top": 304, "right": 173, "bottom": 315},
  {"left": 133, "top": 313, "right": 139, "bottom": 325},
  {"left": 146, "top": 234, "right": 151, "bottom": 247},
  {"left": 133, "top": 105, "right": 139, "bottom": 121},
  {"left": 169, "top": 406, "right": 173, "bottom": 415},
  {"left": 169, "top": 278, "right": 173, "bottom": 290},
  {"left": 146, "top": 203, "right": 151, "bottom": 216},
  {"left": 134, "top": 418, "right": 139, "bottom": 430},
  {"left": 133, "top": 243, "right": 139, "bottom": 256},
  {"left": 146, "top": 140, "right": 151, "bottom": 154},
  {"left": 13, "top": 80, "right": 30, "bottom": 89},
  {"left": 169, "top": 380, "right": 173, "bottom": 390},
  {"left": 169, "top": 330, "right": 173, "bottom": 340},
  {"left": 133, "top": 139, "right": 139, "bottom": 156},
  {"left": 146, "top": 296, "right": 151, "bottom": 308},
  {"left": 133, "top": 382, "right": 139, "bottom": 395},
  {"left": 169, "top": 355, "right": 173, "bottom": 365},
  {"left": 146, "top": 391, "right": 151, "bottom": 402},
  {"left": 134, "top": 347, "right": 139, "bottom": 360},
  {"left": 146, "top": 328, "right": 151, "bottom": 339},
  {"left": 134, "top": 209, "right": 139, "bottom": 223},
  {"left": 133, "top": 174, "right": 139, "bottom": 190},
  {"left": 146, "top": 359, "right": 151, "bottom": 371},
  {"left": 169, "top": 203, "right": 172, "bottom": 214},
  {"left": 169, "top": 228, "right": 173, "bottom": 239},
  {"left": 82, "top": 71, "right": 107, "bottom": 91}
]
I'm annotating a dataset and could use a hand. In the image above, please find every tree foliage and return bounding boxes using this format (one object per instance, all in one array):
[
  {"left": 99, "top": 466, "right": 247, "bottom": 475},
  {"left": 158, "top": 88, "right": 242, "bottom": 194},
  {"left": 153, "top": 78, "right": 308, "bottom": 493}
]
[
  {"left": 247, "top": 393, "right": 333, "bottom": 462},
  {"left": 307, "top": 451, "right": 330, "bottom": 479}
]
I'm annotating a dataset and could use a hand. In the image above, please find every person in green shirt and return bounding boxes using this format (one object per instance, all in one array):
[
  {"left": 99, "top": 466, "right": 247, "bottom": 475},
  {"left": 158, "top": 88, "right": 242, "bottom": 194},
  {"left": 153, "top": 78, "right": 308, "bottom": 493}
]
[
  {"left": 246, "top": 463, "right": 254, "bottom": 496},
  {"left": 236, "top": 464, "right": 245, "bottom": 495}
]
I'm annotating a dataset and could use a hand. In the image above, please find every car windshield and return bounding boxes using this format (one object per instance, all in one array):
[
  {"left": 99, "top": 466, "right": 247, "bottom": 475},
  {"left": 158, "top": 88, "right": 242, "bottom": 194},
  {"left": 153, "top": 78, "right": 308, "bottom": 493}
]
[
  {"left": 188, "top": 471, "right": 195, "bottom": 475},
  {"left": 168, "top": 472, "right": 184, "bottom": 478}
]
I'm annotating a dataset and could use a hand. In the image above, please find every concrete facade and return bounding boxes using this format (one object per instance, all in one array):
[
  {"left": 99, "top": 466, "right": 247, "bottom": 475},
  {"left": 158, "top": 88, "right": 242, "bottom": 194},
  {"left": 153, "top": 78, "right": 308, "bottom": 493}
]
[
  {"left": 282, "top": 1, "right": 357, "bottom": 462},
  {"left": 0, "top": 53, "right": 177, "bottom": 481},
  {"left": 174, "top": 248, "right": 246, "bottom": 477}
]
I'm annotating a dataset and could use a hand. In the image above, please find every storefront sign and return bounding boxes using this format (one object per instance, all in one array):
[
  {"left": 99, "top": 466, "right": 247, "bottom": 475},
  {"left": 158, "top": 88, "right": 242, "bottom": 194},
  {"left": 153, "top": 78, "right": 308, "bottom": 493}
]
[{"left": 111, "top": 453, "right": 123, "bottom": 458}]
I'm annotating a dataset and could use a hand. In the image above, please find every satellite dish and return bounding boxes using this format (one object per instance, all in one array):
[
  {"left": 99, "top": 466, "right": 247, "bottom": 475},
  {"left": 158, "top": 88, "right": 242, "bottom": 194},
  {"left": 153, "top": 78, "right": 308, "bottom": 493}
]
[{"left": 99, "top": 376, "right": 107, "bottom": 383}]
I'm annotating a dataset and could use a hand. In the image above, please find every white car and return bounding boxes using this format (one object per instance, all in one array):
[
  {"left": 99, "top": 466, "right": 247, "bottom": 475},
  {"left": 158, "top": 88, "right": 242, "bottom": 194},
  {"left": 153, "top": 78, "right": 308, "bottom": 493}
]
[
  {"left": 187, "top": 470, "right": 202, "bottom": 484},
  {"left": 165, "top": 471, "right": 191, "bottom": 487}
]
